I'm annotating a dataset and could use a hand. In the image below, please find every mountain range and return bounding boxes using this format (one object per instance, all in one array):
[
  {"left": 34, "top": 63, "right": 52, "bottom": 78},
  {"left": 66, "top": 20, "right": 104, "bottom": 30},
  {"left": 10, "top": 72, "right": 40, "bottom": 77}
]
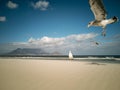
[
  {"left": 7, "top": 48, "right": 49, "bottom": 55},
  {"left": 5, "top": 48, "right": 61, "bottom": 56}
]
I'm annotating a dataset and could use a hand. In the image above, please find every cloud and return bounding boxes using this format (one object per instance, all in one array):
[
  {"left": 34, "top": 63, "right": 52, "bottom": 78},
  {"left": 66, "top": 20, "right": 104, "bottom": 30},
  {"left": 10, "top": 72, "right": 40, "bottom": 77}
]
[
  {"left": 0, "top": 16, "right": 6, "bottom": 22},
  {"left": 31, "top": 0, "right": 50, "bottom": 11},
  {"left": 7, "top": 1, "right": 18, "bottom": 9},
  {"left": 0, "top": 33, "right": 97, "bottom": 54},
  {"left": 28, "top": 33, "right": 97, "bottom": 45},
  {"left": 28, "top": 37, "right": 36, "bottom": 43},
  {"left": 66, "top": 33, "right": 97, "bottom": 41},
  {"left": 26, "top": 33, "right": 98, "bottom": 54},
  {"left": 1, "top": 33, "right": 120, "bottom": 55}
]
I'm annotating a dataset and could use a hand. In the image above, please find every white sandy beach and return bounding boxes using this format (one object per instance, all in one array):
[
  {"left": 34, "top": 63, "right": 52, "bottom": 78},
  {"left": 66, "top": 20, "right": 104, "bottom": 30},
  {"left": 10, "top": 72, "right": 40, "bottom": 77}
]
[{"left": 0, "top": 57, "right": 120, "bottom": 90}]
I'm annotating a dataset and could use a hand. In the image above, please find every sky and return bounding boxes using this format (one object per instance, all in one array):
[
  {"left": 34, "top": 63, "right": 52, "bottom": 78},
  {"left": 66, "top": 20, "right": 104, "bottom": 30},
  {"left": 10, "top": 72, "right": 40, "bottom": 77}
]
[{"left": 0, "top": 0, "right": 120, "bottom": 55}]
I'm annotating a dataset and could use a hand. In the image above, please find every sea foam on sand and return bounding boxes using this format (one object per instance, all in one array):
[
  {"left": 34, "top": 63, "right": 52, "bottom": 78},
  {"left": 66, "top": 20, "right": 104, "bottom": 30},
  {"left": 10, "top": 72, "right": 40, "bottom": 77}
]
[{"left": 0, "top": 57, "right": 120, "bottom": 90}]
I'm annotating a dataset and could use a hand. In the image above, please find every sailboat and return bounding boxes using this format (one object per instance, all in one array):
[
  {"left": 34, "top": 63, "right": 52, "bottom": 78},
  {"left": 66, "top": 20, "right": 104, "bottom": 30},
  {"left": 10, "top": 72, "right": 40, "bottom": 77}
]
[{"left": 69, "top": 51, "right": 74, "bottom": 60}]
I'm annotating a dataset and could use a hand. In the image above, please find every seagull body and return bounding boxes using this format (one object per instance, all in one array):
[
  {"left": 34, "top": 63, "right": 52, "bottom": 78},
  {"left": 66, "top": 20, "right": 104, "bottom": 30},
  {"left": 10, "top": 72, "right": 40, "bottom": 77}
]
[{"left": 88, "top": 0, "right": 118, "bottom": 36}]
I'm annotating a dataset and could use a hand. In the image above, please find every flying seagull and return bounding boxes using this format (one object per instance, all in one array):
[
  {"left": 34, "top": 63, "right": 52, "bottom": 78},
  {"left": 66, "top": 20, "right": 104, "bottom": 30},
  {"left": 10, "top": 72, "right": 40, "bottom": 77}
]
[
  {"left": 90, "top": 40, "right": 99, "bottom": 45},
  {"left": 88, "top": 0, "right": 118, "bottom": 36}
]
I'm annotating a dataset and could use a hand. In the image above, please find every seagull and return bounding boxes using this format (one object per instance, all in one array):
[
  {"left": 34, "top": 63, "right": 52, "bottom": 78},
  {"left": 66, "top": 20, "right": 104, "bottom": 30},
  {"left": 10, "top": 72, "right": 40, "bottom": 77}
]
[
  {"left": 91, "top": 40, "right": 99, "bottom": 45},
  {"left": 88, "top": 0, "right": 119, "bottom": 36}
]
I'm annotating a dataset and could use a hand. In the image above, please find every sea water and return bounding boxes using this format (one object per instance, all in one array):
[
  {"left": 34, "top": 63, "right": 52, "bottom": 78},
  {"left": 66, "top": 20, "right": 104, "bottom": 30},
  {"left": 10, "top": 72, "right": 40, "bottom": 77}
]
[{"left": 1, "top": 55, "right": 120, "bottom": 64}]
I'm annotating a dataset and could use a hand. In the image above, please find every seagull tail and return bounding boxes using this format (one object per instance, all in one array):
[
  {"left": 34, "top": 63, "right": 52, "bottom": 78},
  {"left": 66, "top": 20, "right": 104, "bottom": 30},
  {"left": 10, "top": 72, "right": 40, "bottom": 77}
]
[
  {"left": 107, "top": 16, "right": 119, "bottom": 25},
  {"left": 112, "top": 16, "right": 119, "bottom": 22}
]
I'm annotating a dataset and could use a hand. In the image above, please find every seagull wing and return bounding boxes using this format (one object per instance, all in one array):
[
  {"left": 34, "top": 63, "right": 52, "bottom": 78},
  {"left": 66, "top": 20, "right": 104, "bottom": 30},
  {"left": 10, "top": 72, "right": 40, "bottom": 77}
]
[{"left": 89, "top": 0, "right": 107, "bottom": 21}]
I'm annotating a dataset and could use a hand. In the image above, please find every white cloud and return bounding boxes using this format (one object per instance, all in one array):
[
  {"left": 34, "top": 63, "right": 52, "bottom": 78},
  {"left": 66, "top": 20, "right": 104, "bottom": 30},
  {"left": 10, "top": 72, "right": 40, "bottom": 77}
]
[
  {"left": 0, "top": 16, "right": 6, "bottom": 22},
  {"left": 28, "top": 36, "right": 65, "bottom": 48},
  {"left": 26, "top": 33, "right": 98, "bottom": 54},
  {"left": 28, "top": 33, "right": 97, "bottom": 45},
  {"left": 1, "top": 33, "right": 120, "bottom": 55},
  {"left": 28, "top": 37, "right": 36, "bottom": 43},
  {"left": 0, "top": 33, "right": 96, "bottom": 54},
  {"left": 66, "top": 33, "right": 97, "bottom": 41},
  {"left": 7, "top": 1, "right": 18, "bottom": 9},
  {"left": 32, "top": 0, "right": 49, "bottom": 11}
]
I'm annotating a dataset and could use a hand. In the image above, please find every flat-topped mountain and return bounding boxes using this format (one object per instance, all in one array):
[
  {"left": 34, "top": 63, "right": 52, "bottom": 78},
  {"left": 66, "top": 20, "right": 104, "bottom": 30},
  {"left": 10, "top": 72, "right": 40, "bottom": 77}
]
[{"left": 7, "top": 48, "right": 49, "bottom": 55}]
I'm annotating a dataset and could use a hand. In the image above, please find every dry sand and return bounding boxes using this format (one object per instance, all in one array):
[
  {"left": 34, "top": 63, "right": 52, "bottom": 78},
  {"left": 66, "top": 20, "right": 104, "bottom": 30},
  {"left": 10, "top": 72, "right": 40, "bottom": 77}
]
[{"left": 0, "top": 57, "right": 120, "bottom": 90}]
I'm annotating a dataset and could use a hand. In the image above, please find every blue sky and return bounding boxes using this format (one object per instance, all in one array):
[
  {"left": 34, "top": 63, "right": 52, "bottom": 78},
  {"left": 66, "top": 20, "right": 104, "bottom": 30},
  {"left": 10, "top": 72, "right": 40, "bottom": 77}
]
[{"left": 0, "top": 0, "right": 120, "bottom": 55}]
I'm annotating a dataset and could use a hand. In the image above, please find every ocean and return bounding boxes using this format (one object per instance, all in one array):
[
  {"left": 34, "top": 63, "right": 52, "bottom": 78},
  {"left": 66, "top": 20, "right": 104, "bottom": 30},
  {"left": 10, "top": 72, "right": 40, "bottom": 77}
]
[{"left": 1, "top": 55, "right": 120, "bottom": 64}]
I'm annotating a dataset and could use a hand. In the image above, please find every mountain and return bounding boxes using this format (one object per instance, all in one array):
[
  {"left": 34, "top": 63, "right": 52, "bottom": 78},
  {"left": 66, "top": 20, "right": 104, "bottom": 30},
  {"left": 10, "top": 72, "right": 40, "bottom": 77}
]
[
  {"left": 51, "top": 51, "right": 62, "bottom": 55},
  {"left": 7, "top": 48, "right": 49, "bottom": 56}
]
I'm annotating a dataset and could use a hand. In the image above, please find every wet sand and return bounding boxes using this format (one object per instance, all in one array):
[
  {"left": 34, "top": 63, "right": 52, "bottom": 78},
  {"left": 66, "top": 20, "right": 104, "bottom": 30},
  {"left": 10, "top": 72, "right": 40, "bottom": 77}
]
[{"left": 0, "top": 57, "right": 120, "bottom": 90}]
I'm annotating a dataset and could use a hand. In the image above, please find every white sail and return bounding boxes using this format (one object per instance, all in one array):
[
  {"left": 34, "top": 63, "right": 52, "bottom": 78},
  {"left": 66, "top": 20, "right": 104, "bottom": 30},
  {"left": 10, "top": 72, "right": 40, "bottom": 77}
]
[{"left": 69, "top": 51, "right": 73, "bottom": 60}]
